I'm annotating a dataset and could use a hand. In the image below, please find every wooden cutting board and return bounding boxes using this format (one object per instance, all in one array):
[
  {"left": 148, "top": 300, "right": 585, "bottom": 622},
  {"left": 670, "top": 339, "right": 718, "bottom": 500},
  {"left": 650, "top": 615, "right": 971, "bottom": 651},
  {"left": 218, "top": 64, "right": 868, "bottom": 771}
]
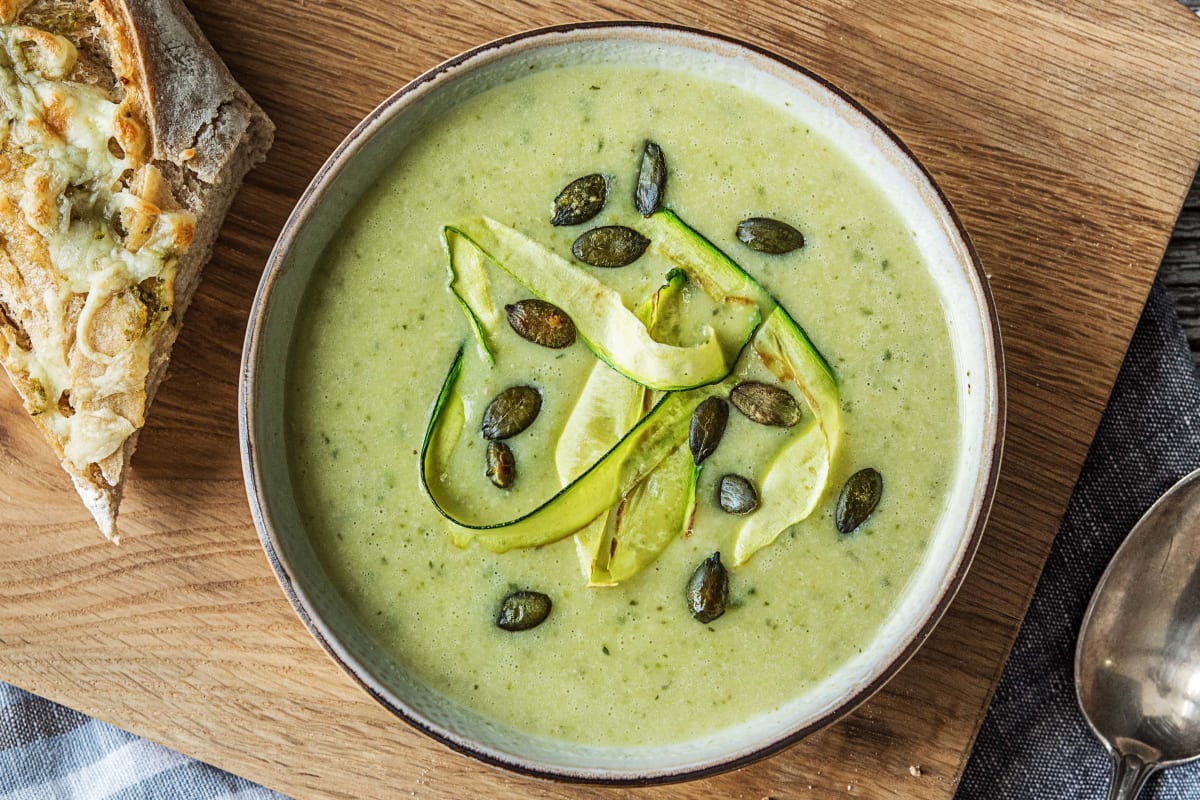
[{"left": 2, "top": 1, "right": 1199, "bottom": 797}]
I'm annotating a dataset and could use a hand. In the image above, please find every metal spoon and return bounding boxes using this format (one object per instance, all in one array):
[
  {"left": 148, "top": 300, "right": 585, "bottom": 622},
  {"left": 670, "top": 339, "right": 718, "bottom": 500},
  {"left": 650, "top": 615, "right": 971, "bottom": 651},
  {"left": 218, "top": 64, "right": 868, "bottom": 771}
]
[{"left": 1076, "top": 466, "right": 1200, "bottom": 799}]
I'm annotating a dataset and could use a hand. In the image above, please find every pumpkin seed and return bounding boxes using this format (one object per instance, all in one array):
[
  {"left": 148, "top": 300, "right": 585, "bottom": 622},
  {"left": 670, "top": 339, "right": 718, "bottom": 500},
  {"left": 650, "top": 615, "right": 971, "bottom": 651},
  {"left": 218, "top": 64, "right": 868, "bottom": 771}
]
[
  {"left": 688, "top": 396, "right": 728, "bottom": 465},
  {"left": 481, "top": 385, "right": 542, "bottom": 440},
  {"left": 730, "top": 381, "right": 802, "bottom": 427},
  {"left": 717, "top": 474, "right": 759, "bottom": 515},
  {"left": 505, "top": 298, "right": 576, "bottom": 349},
  {"left": 496, "top": 589, "right": 552, "bottom": 631},
  {"left": 686, "top": 552, "right": 729, "bottom": 623},
  {"left": 836, "top": 467, "right": 883, "bottom": 534},
  {"left": 485, "top": 440, "right": 516, "bottom": 489},
  {"left": 551, "top": 173, "right": 607, "bottom": 226},
  {"left": 572, "top": 225, "right": 650, "bottom": 268},
  {"left": 735, "top": 217, "right": 805, "bottom": 254},
  {"left": 635, "top": 140, "right": 667, "bottom": 216}
]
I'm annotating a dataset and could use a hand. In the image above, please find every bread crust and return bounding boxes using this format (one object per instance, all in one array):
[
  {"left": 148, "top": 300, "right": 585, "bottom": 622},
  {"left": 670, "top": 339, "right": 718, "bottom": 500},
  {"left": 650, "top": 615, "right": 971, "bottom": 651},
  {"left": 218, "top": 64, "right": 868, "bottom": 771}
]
[
  {"left": 0, "top": 0, "right": 273, "bottom": 539},
  {"left": 96, "top": 0, "right": 272, "bottom": 183}
]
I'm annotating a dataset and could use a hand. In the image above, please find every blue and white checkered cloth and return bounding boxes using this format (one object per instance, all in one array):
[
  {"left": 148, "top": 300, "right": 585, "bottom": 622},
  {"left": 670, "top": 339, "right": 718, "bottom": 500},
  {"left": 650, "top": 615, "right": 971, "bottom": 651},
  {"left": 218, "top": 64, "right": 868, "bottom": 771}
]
[{"left": 0, "top": 683, "right": 283, "bottom": 799}]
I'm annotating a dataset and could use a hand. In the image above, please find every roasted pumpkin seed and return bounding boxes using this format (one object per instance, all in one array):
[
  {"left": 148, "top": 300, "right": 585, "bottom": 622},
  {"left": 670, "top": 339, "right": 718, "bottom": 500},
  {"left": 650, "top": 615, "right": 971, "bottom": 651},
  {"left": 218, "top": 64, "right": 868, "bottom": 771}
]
[
  {"left": 730, "top": 381, "right": 802, "bottom": 427},
  {"left": 635, "top": 140, "right": 667, "bottom": 216},
  {"left": 551, "top": 173, "right": 607, "bottom": 226},
  {"left": 572, "top": 225, "right": 650, "bottom": 268},
  {"left": 496, "top": 589, "right": 552, "bottom": 631},
  {"left": 686, "top": 552, "right": 729, "bottom": 623},
  {"left": 717, "top": 474, "right": 759, "bottom": 515},
  {"left": 485, "top": 440, "right": 516, "bottom": 488},
  {"left": 505, "top": 298, "right": 576, "bottom": 349},
  {"left": 481, "top": 385, "right": 542, "bottom": 440},
  {"left": 735, "top": 217, "right": 805, "bottom": 254},
  {"left": 688, "top": 396, "right": 729, "bottom": 465},
  {"left": 836, "top": 467, "right": 883, "bottom": 534}
]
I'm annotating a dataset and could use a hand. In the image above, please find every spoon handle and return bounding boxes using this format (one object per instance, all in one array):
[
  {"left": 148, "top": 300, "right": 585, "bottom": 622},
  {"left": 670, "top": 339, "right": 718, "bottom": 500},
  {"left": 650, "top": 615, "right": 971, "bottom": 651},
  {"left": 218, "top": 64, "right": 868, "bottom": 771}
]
[{"left": 1107, "top": 751, "right": 1160, "bottom": 800}]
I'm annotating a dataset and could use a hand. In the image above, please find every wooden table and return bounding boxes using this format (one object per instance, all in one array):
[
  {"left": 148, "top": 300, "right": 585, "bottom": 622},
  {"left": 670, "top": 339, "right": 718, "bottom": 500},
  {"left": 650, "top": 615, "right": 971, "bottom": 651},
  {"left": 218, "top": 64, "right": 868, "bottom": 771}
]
[{"left": 3, "top": 2, "right": 1200, "bottom": 798}]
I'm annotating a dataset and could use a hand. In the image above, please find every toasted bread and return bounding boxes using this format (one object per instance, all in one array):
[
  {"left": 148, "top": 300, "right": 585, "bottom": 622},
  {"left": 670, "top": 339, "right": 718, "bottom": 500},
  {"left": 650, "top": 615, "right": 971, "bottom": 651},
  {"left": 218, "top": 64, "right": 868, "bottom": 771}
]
[{"left": 0, "top": 0, "right": 273, "bottom": 540}]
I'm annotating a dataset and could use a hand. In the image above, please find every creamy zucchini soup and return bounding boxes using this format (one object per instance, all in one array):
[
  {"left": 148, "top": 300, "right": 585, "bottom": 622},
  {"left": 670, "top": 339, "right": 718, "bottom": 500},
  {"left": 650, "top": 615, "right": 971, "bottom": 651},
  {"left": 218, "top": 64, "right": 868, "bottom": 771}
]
[{"left": 286, "top": 56, "right": 958, "bottom": 747}]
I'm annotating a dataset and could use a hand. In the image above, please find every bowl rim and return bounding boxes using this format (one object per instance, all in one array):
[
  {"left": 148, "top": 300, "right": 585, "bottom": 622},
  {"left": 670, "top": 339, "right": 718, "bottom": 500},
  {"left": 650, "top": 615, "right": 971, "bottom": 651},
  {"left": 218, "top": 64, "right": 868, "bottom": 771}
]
[{"left": 239, "top": 18, "right": 1006, "bottom": 785}]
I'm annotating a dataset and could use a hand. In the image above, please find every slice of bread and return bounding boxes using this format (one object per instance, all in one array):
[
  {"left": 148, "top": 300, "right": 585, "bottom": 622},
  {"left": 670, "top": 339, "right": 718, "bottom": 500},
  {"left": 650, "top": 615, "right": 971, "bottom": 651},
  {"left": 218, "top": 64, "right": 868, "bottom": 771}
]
[{"left": 0, "top": 0, "right": 273, "bottom": 540}]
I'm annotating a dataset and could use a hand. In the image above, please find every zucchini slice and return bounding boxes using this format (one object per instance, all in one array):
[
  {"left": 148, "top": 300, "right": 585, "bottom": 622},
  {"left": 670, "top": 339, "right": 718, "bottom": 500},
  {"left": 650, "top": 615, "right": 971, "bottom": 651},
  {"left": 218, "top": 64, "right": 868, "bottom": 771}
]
[
  {"left": 592, "top": 441, "right": 696, "bottom": 585},
  {"left": 647, "top": 208, "right": 771, "bottom": 308},
  {"left": 443, "top": 227, "right": 500, "bottom": 366},
  {"left": 644, "top": 210, "right": 841, "bottom": 564},
  {"left": 445, "top": 218, "right": 757, "bottom": 391},
  {"left": 563, "top": 269, "right": 693, "bottom": 584},
  {"left": 732, "top": 306, "right": 842, "bottom": 564}
]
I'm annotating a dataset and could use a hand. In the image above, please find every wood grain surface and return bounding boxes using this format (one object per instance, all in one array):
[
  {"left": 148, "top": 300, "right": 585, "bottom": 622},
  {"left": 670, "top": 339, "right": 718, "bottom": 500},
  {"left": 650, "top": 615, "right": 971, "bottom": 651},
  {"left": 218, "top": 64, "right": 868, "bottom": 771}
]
[{"left": 2, "top": 1, "right": 1200, "bottom": 798}]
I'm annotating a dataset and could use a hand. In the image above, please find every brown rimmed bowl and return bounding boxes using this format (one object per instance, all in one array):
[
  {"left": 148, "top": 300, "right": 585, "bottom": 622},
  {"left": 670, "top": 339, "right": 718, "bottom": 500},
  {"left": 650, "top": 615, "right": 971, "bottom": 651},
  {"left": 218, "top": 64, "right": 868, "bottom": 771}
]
[{"left": 240, "top": 21, "right": 1004, "bottom": 784}]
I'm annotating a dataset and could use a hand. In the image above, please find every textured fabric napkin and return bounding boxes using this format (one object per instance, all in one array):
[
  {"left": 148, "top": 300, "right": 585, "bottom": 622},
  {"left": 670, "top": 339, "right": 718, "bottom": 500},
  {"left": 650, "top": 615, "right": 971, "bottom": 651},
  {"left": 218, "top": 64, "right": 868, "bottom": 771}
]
[{"left": 0, "top": 683, "right": 284, "bottom": 799}]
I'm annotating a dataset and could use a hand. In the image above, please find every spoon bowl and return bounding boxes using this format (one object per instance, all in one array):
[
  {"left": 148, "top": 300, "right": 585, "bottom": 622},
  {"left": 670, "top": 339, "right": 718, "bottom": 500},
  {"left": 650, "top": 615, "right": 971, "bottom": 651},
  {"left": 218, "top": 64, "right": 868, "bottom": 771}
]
[{"left": 1076, "top": 466, "right": 1200, "bottom": 798}]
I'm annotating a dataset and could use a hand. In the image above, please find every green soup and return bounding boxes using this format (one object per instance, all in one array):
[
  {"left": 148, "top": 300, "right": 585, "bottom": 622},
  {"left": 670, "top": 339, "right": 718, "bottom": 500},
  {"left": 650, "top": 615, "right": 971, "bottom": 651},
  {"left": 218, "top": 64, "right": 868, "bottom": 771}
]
[{"left": 286, "top": 57, "right": 958, "bottom": 747}]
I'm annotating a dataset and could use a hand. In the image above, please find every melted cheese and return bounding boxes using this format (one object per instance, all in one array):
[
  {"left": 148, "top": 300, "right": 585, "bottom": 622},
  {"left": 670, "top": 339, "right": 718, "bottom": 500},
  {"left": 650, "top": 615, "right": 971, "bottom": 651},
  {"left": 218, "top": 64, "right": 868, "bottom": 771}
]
[{"left": 0, "top": 22, "right": 195, "bottom": 471}]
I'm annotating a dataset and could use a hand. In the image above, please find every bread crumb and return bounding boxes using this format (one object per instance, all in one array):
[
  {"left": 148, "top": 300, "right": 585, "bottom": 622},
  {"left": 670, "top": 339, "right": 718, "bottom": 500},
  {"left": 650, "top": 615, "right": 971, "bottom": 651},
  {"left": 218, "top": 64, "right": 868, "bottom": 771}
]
[{"left": 909, "top": 765, "right": 924, "bottom": 777}]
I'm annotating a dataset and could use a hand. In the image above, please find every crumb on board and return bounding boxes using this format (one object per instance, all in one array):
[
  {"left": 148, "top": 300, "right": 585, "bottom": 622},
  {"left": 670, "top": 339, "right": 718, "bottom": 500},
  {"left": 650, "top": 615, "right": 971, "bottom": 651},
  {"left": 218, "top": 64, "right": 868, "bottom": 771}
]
[{"left": 909, "top": 764, "right": 924, "bottom": 777}]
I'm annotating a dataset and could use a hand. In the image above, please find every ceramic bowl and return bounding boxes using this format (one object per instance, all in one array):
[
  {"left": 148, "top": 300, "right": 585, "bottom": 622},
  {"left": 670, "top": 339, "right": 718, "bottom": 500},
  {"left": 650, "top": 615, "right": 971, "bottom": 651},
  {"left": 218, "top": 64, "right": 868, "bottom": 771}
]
[{"left": 240, "top": 21, "right": 1004, "bottom": 783}]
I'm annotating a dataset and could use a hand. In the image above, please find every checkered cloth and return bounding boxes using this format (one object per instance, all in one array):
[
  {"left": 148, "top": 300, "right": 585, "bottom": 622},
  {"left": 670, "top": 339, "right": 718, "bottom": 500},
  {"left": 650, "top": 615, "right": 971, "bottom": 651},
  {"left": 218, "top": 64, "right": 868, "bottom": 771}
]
[{"left": 0, "top": 682, "right": 284, "bottom": 799}]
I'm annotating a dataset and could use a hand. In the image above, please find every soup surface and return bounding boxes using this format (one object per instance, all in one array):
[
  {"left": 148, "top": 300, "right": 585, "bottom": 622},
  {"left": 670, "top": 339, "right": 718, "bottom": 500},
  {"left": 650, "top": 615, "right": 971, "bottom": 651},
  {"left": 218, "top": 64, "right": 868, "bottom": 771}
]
[{"left": 287, "top": 56, "right": 959, "bottom": 747}]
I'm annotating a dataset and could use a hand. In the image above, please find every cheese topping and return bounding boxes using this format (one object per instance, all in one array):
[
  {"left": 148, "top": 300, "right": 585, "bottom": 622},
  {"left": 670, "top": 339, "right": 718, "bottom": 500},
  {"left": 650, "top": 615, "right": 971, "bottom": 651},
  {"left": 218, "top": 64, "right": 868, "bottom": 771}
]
[{"left": 0, "top": 22, "right": 196, "bottom": 472}]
